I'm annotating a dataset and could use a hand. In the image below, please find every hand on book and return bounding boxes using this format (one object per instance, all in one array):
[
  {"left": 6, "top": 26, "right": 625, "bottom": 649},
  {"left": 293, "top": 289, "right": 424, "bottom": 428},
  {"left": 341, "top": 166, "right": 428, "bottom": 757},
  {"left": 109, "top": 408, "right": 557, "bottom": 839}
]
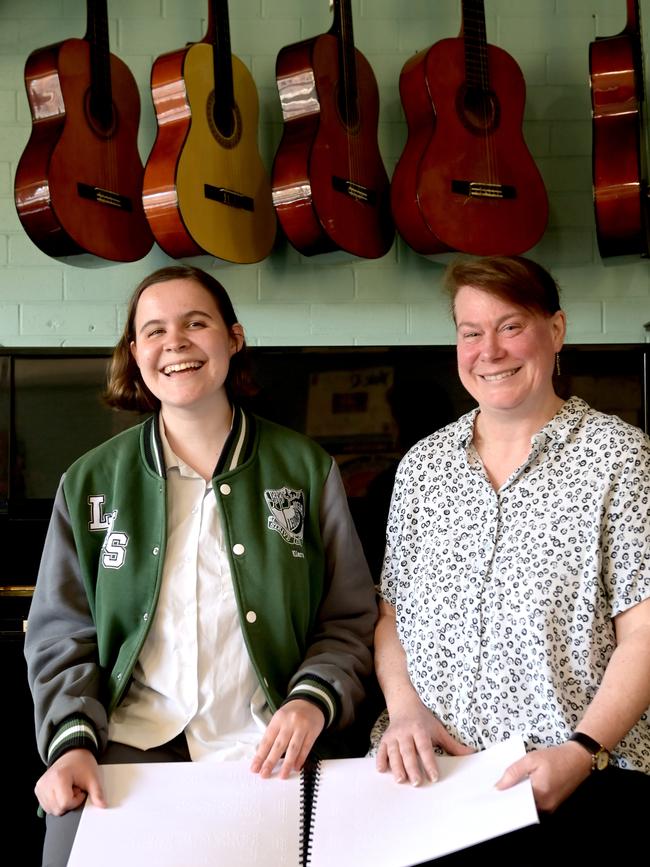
[
  {"left": 250, "top": 699, "right": 326, "bottom": 780},
  {"left": 376, "top": 702, "right": 474, "bottom": 787},
  {"left": 35, "top": 748, "right": 108, "bottom": 816},
  {"left": 495, "top": 741, "right": 592, "bottom": 813}
]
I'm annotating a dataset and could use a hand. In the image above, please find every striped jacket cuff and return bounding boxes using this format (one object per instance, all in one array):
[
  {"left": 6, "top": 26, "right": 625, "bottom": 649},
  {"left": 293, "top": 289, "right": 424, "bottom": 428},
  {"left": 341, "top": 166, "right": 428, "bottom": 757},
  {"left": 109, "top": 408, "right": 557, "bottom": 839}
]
[
  {"left": 47, "top": 716, "right": 99, "bottom": 766},
  {"left": 283, "top": 675, "right": 339, "bottom": 728}
]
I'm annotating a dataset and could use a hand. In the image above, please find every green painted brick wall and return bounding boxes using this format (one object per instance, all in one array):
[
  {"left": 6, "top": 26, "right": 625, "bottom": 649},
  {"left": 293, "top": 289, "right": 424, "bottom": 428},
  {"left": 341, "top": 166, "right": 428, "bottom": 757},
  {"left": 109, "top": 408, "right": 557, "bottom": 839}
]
[{"left": 0, "top": 0, "right": 649, "bottom": 346}]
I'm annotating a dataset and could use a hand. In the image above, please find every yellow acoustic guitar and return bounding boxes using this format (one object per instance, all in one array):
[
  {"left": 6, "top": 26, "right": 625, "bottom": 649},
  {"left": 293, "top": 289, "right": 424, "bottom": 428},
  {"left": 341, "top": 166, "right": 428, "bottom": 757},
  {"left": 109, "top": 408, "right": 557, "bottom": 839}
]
[{"left": 142, "top": 0, "right": 276, "bottom": 263}]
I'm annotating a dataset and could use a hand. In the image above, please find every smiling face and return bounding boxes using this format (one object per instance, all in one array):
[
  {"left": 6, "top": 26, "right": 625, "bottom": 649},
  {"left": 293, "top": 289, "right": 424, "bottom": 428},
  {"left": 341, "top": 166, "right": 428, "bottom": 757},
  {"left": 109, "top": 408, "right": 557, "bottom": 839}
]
[
  {"left": 130, "top": 278, "right": 244, "bottom": 417},
  {"left": 454, "top": 284, "right": 566, "bottom": 419}
]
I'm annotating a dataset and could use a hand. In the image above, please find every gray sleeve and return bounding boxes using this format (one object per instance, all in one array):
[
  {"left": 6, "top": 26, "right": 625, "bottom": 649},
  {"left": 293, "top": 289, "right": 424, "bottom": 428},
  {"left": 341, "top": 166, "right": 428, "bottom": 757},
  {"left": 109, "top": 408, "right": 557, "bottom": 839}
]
[
  {"left": 23, "top": 477, "right": 108, "bottom": 763},
  {"left": 289, "top": 458, "right": 378, "bottom": 728}
]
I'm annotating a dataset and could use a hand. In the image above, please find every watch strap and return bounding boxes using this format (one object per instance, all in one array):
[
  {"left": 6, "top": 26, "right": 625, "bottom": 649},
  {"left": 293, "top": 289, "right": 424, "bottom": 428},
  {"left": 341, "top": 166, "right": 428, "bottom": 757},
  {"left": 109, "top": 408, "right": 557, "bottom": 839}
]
[
  {"left": 569, "top": 731, "right": 602, "bottom": 754},
  {"left": 568, "top": 732, "right": 610, "bottom": 770}
]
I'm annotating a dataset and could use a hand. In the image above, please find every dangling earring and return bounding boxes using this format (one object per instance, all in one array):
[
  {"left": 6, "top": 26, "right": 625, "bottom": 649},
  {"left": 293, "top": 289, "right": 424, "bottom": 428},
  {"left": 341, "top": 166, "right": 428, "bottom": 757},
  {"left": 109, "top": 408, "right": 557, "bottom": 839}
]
[{"left": 555, "top": 353, "right": 561, "bottom": 376}]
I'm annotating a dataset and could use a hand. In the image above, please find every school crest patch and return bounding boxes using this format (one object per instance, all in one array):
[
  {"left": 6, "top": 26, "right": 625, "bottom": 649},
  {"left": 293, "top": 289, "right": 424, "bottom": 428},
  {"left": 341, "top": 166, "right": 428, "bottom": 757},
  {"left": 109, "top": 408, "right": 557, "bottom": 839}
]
[{"left": 264, "top": 487, "right": 305, "bottom": 546}]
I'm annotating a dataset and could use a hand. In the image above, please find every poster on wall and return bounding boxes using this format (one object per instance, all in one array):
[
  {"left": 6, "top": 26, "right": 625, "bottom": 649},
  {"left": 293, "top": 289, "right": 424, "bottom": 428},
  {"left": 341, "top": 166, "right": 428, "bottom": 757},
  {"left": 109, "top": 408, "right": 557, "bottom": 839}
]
[{"left": 306, "top": 367, "right": 399, "bottom": 499}]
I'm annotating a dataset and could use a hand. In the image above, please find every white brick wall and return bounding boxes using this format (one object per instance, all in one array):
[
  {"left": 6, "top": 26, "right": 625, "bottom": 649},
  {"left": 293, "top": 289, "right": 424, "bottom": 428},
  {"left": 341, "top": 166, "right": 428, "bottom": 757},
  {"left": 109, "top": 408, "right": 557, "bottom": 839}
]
[{"left": 0, "top": 0, "right": 649, "bottom": 346}]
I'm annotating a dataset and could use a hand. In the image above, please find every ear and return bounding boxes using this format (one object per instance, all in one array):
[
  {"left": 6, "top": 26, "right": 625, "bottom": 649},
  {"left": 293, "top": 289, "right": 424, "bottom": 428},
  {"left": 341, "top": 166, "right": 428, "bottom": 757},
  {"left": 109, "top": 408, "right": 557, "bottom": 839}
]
[
  {"left": 230, "top": 323, "right": 245, "bottom": 355},
  {"left": 550, "top": 310, "right": 566, "bottom": 352},
  {"left": 130, "top": 339, "right": 140, "bottom": 367}
]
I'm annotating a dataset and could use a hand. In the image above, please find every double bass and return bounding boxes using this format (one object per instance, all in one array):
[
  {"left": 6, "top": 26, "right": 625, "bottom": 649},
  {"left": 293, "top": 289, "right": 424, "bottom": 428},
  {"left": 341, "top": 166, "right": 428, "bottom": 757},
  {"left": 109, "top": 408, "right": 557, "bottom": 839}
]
[
  {"left": 271, "top": 0, "right": 394, "bottom": 259},
  {"left": 14, "top": 0, "right": 153, "bottom": 262},
  {"left": 590, "top": 0, "right": 650, "bottom": 257},
  {"left": 391, "top": 0, "right": 548, "bottom": 257}
]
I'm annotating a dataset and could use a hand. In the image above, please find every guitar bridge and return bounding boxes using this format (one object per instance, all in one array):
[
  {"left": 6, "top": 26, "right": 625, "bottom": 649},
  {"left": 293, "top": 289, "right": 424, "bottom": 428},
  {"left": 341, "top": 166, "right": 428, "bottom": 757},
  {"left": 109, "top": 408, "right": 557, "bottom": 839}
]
[
  {"left": 204, "top": 185, "right": 254, "bottom": 212},
  {"left": 77, "top": 183, "right": 132, "bottom": 211},
  {"left": 452, "top": 180, "right": 516, "bottom": 200},
  {"left": 332, "top": 176, "right": 377, "bottom": 206}
]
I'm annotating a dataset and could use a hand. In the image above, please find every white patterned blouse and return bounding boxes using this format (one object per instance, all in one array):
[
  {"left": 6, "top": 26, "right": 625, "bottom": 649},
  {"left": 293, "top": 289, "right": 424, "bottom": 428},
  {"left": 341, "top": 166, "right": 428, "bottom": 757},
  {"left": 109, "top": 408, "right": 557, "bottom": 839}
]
[{"left": 377, "top": 396, "right": 650, "bottom": 771}]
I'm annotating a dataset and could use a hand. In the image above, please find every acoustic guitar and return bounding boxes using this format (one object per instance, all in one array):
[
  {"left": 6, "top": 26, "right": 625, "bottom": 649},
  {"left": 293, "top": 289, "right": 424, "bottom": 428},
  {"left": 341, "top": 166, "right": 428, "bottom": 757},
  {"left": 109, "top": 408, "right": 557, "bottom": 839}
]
[
  {"left": 142, "top": 0, "right": 276, "bottom": 263},
  {"left": 14, "top": 0, "right": 153, "bottom": 262},
  {"left": 271, "top": 0, "right": 394, "bottom": 259},
  {"left": 590, "top": 0, "right": 650, "bottom": 258},
  {"left": 391, "top": 0, "right": 548, "bottom": 257}
]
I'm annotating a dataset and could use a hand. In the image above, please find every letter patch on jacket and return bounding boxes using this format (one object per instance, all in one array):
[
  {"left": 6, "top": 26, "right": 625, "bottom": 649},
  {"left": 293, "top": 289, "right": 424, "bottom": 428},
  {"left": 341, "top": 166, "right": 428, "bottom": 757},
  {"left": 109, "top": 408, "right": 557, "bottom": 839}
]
[
  {"left": 88, "top": 495, "right": 129, "bottom": 569},
  {"left": 264, "top": 487, "right": 305, "bottom": 546}
]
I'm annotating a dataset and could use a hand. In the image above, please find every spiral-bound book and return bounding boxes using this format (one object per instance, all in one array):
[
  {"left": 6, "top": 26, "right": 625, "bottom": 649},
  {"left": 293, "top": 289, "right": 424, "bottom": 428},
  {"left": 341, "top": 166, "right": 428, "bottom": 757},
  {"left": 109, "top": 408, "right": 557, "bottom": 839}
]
[{"left": 69, "top": 740, "right": 537, "bottom": 867}]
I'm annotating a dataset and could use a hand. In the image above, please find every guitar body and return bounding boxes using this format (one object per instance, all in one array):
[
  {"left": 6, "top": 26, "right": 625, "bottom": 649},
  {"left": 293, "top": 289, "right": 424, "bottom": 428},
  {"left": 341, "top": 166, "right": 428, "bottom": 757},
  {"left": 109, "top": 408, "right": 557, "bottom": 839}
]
[
  {"left": 390, "top": 47, "right": 447, "bottom": 255},
  {"left": 142, "top": 46, "right": 202, "bottom": 259},
  {"left": 15, "top": 39, "right": 153, "bottom": 262},
  {"left": 143, "top": 42, "right": 276, "bottom": 263},
  {"left": 407, "top": 38, "right": 548, "bottom": 256},
  {"left": 590, "top": 30, "right": 648, "bottom": 257},
  {"left": 272, "top": 34, "right": 394, "bottom": 259}
]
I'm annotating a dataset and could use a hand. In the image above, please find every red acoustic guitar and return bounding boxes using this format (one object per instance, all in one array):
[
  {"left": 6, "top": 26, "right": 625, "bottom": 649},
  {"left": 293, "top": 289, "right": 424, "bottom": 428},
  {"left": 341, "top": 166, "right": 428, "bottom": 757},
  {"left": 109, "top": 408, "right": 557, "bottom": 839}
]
[
  {"left": 590, "top": 0, "right": 650, "bottom": 258},
  {"left": 142, "top": 0, "right": 276, "bottom": 263},
  {"left": 14, "top": 0, "right": 153, "bottom": 262},
  {"left": 271, "top": 0, "right": 394, "bottom": 259},
  {"left": 391, "top": 0, "right": 548, "bottom": 257}
]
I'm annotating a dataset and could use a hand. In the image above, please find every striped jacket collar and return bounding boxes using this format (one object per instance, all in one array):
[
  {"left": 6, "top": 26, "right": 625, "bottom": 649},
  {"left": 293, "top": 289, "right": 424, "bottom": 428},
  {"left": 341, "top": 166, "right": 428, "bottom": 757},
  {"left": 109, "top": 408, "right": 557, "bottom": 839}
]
[{"left": 142, "top": 405, "right": 256, "bottom": 479}]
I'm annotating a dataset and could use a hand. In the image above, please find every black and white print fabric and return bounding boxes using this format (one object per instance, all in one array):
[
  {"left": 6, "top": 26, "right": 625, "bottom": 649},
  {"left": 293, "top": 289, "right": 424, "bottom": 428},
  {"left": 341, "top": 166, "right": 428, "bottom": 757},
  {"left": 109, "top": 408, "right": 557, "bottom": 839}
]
[{"left": 376, "top": 397, "right": 650, "bottom": 770}]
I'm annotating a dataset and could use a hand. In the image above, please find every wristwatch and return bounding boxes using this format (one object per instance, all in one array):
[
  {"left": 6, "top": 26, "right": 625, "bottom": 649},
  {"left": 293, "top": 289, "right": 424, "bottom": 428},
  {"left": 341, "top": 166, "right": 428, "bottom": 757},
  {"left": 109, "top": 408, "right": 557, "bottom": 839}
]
[{"left": 568, "top": 732, "right": 611, "bottom": 771}]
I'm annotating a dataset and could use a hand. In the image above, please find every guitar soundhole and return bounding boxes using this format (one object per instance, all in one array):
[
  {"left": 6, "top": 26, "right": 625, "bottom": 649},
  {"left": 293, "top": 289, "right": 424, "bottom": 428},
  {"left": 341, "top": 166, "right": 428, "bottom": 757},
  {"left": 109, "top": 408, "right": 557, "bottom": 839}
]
[
  {"left": 84, "top": 89, "right": 117, "bottom": 139},
  {"left": 457, "top": 86, "right": 500, "bottom": 134},
  {"left": 207, "top": 92, "right": 242, "bottom": 149}
]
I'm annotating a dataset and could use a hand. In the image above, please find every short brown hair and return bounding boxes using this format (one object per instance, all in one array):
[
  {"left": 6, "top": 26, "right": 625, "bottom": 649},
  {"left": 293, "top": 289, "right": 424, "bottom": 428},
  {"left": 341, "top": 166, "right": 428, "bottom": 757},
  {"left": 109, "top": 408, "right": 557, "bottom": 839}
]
[
  {"left": 443, "top": 255, "right": 562, "bottom": 320},
  {"left": 104, "top": 265, "right": 256, "bottom": 412}
]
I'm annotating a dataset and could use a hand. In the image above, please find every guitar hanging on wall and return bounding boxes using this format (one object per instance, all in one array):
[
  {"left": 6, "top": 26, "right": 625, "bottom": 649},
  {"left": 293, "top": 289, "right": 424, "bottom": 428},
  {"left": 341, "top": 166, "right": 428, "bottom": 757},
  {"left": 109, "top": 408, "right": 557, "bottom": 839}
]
[
  {"left": 271, "top": 0, "right": 394, "bottom": 259},
  {"left": 390, "top": 0, "right": 548, "bottom": 257},
  {"left": 590, "top": 0, "right": 650, "bottom": 258},
  {"left": 14, "top": 0, "right": 153, "bottom": 262},
  {"left": 142, "top": 0, "right": 276, "bottom": 263}
]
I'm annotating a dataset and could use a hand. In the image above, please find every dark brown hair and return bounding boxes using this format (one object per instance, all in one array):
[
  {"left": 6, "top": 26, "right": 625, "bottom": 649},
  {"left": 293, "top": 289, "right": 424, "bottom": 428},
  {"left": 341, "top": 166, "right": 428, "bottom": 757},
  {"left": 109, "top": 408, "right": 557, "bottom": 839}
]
[
  {"left": 443, "top": 255, "right": 562, "bottom": 320},
  {"left": 104, "top": 265, "right": 256, "bottom": 412}
]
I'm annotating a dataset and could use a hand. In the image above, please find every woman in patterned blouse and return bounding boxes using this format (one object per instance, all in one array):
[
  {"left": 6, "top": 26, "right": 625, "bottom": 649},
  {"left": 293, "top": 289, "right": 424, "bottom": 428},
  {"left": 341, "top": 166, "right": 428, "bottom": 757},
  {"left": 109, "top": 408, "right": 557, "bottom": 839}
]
[{"left": 372, "top": 255, "right": 650, "bottom": 864}]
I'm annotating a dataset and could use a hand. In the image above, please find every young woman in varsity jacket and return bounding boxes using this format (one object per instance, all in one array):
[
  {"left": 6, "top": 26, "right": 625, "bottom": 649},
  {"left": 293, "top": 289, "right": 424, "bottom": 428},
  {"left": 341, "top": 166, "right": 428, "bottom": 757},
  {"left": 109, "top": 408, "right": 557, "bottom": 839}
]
[{"left": 24, "top": 265, "right": 377, "bottom": 866}]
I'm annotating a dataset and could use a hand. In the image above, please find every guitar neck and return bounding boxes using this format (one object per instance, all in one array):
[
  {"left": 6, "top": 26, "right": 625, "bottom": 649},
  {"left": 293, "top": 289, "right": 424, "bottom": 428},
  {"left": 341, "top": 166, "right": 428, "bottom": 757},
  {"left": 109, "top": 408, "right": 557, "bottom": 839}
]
[
  {"left": 626, "top": 0, "right": 641, "bottom": 32},
  {"left": 206, "top": 0, "right": 235, "bottom": 137},
  {"left": 461, "top": 0, "right": 489, "bottom": 91},
  {"left": 85, "top": 0, "right": 113, "bottom": 129},
  {"left": 625, "top": 0, "right": 645, "bottom": 103},
  {"left": 331, "top": 0, "right": 359, "bottom": 127}
]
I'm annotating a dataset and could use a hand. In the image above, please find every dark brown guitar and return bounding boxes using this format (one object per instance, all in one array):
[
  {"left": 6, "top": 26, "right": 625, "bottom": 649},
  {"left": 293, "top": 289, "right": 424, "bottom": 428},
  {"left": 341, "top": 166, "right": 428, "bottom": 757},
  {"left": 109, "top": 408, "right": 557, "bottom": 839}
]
[
  {"left": 14, "top": 0, "right": 153, "bottom": 262},
  {"left": 271, "top": 0, "right": 394, "bottom": 259},
  {"left": 590, "top": 0, "right": 650, "bottom": 257},
  {"left": 391, "top": 0, "right": 548, "bottom": 256}
]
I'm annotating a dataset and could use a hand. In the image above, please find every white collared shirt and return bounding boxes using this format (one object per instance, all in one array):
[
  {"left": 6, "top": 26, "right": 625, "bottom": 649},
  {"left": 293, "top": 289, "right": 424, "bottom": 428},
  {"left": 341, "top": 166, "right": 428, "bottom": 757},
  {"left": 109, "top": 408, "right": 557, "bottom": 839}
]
[{"left": 109, "top": 420, "right": 271, "bottom": 760}]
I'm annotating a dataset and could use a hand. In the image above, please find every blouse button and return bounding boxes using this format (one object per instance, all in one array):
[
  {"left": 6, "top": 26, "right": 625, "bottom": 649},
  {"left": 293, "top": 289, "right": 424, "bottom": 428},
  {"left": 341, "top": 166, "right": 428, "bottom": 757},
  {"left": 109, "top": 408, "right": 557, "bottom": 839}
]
[
  {"left": 220, "top": 483, "right": 231, "bottom": 495},
  {"left": 246, "top": 611, "right": 257, "bottom": 624},
  {"left": 233, "top": 543, "right": 245, "bottom": 556}
]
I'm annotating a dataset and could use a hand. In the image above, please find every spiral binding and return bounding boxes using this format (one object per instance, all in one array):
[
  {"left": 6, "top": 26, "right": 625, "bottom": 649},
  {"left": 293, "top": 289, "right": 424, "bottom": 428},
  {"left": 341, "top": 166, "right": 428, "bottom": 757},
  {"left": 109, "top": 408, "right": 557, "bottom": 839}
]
[{"left": 299, "top": 756, "right": 321, "bottom": 866}]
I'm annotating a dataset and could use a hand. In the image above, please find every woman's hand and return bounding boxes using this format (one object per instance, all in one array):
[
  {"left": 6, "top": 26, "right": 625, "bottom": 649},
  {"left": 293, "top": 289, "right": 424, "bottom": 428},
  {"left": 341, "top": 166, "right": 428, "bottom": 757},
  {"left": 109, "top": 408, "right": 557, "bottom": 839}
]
[
  {"left": 373, "top": 599, "right": 474, "bottom": 786},
  {"left": 250, "top": 700, "right": 326, "bottom": 780},
  {"left": 495, "top": 741, "right": 593, "bottom": 812},
  {"left": 376, "top": 700, "right": 474, "bottom": 786},
  {"left": 35, "top": 748, "right": 106, "bottom": 816}
]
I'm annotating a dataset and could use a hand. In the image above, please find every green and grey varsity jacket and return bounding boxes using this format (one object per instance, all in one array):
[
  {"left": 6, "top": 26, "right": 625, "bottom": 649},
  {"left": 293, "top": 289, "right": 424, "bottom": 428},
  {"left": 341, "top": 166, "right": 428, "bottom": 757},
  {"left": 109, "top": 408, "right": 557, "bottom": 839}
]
[{"left": 25, "top": 407, "right": 377, "bottom": 766}]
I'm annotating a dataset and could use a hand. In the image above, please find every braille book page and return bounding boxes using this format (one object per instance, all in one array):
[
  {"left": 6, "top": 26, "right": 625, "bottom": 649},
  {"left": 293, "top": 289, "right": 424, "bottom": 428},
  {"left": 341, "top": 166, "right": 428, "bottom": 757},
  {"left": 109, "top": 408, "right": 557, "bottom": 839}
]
[
  {"left": 67, "top": 759, "right": 300, "bottom": 867},
  {"left": 309, "top": 738, "right": 538, "bottom": 867}
]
